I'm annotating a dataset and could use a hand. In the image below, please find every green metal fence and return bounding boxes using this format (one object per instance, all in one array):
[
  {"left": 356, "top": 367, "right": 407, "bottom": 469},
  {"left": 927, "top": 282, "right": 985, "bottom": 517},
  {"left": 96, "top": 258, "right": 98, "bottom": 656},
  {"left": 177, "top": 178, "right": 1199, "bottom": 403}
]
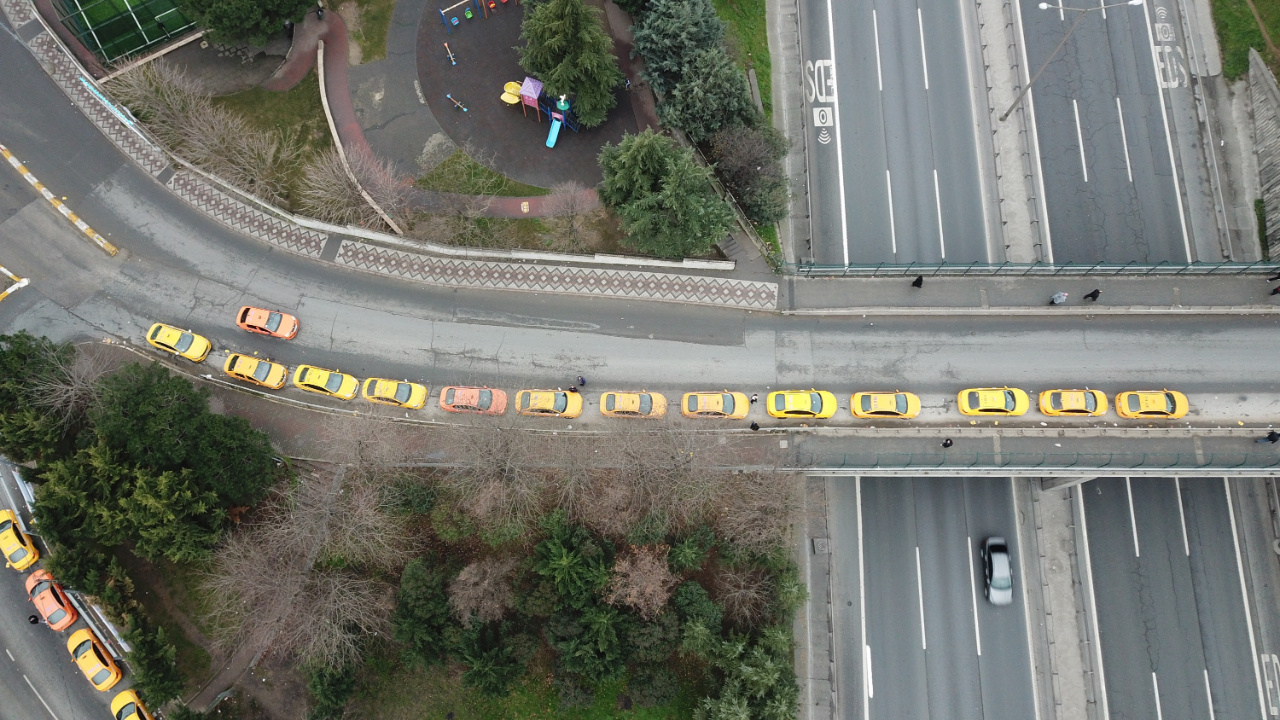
[
  {"left": 52, "top": 0, "right": 194, "bottom": 64},
  {"left": 784, "top": 260, "right": 1280, "bottom": 277},
  {"left": 794, "top": 451, "right": 1280, "bottom": 472}
]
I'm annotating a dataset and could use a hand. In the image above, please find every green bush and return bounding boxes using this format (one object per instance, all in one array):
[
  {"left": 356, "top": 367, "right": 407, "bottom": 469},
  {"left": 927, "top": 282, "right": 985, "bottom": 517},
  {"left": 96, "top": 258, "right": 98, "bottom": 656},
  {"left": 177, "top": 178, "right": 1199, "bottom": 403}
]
[
  {"left": 430, "top": 503, "right": 475, "bottom": 543},
  {"left": 125, "top": 622, "right": 184, "bottom": 707},
  {"left": 629, "top": 665, "right": 679, "bottom": 708},
  {"left": 672, "top": 581, "right": 722, "bottom": 632},
  {"left": 554, "top": 672, "right": 596, "bottom": 708},
  {"left": 392, "top": 557, "right": 455, "bottom": 665},
  {"left": 668, "top": 526, "right": 715, "bottom": 573},
  {"left": 546, "top": 604, "right": 629, "bottom": 684},
  {"left": 625, "top": 511, "right": 669, "bottom": 546},
  {"left": 656, "top": 47, "right": 756, "bottom": 143},
  {"left": 459, "top": 622, "right": 525, "bottom": 696},
  {"left": 305, "top": 662, "right": 358, "bottom": 720},
  {"left": 624, "top": 610, "right": 680, "bottom": 664},
  {"left": 533, "top": 511, "right": 613, "bottom": 610}
]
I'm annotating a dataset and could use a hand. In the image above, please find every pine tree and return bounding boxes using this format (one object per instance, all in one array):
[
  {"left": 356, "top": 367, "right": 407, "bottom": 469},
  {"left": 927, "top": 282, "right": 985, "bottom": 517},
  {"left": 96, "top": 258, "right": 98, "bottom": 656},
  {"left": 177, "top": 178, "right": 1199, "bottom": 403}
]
[
  {"left": 632, "top": 0, "right": 725, "bottom": 96},
  {"left": 518, "top": 0, "right": 624, "bottom": 128},
  {"left": 657, "top": 47, "right": 756, "bottom": 143}
]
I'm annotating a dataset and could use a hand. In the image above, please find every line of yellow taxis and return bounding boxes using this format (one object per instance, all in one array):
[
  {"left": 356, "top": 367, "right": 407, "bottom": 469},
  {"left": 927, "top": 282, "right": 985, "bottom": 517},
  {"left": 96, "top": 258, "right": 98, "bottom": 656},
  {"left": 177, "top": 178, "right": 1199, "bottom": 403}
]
[
  {"left": 147, "top": 311, "right": 1189, "bottom": 422},
  {"left": 2, "top": 509, "right": 152, "bottom": 719}
]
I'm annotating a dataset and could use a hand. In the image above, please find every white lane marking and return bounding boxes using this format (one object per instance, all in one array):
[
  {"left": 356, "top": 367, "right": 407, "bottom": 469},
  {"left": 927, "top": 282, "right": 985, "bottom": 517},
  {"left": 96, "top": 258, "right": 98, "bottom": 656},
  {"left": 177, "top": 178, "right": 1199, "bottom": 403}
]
[
  {"left": 857, "top": 477, "right": 871, "bottom": 714},
  {"left": 886, "top": 170, "right": 898, "bottom": 255},
  {"left": 933, "top": 169, "right": 946, "bottom": 260},
  {"left": 4, "top": 648, "right": 12, "bottom": 661},
  {"left": 1204, "top": 668, "right": 1216, "bottom": 720},
  {"left": 918, "top": 8, "right": 929, "bottom": 90},
  {"left": 967, "top": 535, "right": 981, "bottom": 656},
  {"left": 1072, "top": 98, "right": 1088, "bottom": 182},
  {"left": 873, "top": 10, "right": 884, "bottom": 92},
  {"left": 1077, "top": 488, "right": 1111, "bottom": 720},
  {"left": 1011, "top": 0, "right": 1053, "bottom": 262},
  {"left": 1116, "top": 97, "right": 1133, "bottom": 183},
  {"left": 1175, "top": 478, "right": 1189, "bottom": 556},
  {"left": 1125, "top": 476, "right": 1140, "bottom": 557},
  {"left": 1153, "top": 673, "right": 1163, "bottom": 720},
  {"left": 916, "top": 545, "right": 927, "bottom": 650},
  {"left": 1223, "top": 477, "right": 1268, "bottom": 720},
  {"left": 1100, "top": 0, "right": 1108, "bottom": 19},
  {"left": 23, "top": 675, "right": 60, "bottom": 720},
  {"left": 824, "top": 0, "right": 851, "bottom": 266},
  {"left": 1138, "top": 0, "right": 1192, "bottom": 262},
  {"left": 865, "top": 644, "right": 874, "bottom": 698}
]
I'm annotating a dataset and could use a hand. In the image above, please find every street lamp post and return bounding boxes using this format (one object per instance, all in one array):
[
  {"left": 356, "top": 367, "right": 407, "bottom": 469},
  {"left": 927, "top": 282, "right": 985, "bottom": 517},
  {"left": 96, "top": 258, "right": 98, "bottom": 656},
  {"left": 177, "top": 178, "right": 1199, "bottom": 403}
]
[{"left": 999, "top": 0, "right": 1144, "bottom": 122}]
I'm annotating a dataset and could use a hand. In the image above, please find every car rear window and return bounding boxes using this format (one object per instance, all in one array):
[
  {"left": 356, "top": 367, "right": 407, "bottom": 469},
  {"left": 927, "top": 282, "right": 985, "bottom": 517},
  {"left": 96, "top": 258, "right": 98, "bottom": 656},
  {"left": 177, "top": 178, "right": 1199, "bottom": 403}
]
[
  {"left": 1127, "top": 395, "right": 1141, "bottom": 412},
  {"left": 518, "top": 393, "right": 528, "bottom": 410},
  {"left": 967, "top": 391, "right": 979, "bottom": 407},
  {"left": 9, "top": 548, "right": 27, "bottom": 562}
]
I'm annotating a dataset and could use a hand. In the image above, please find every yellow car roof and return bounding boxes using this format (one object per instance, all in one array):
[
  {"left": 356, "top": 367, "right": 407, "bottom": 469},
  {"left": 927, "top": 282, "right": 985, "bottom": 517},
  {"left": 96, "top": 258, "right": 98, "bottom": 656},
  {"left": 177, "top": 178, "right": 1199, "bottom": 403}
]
[
  {"left": 1055, "top": 391, "right": 1091, "bottom": 411},
  {"left": 864, "top": 393, "right": 900, "bottom": 412},
  {"left": 1134, "top": 392, "right": 1171, "bottom": 411},
  {"left": 783, "top": 392, "right": 815, "bottom": 410},
  {"left": 524, "top": 391, "right": 560, "bottom": 409},
  {"left": 974, "top": 390, "right": 1009, "bottom": 409},
  {"left": 693, "top": 393, "right": 725, "bottom": 412}
]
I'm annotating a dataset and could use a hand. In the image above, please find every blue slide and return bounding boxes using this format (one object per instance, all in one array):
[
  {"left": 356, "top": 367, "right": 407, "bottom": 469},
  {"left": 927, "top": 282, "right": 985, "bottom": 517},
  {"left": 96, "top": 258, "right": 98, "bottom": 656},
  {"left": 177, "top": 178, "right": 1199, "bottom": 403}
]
[{"left": 546, "top": 118, "right": 562, "bottom": 148}]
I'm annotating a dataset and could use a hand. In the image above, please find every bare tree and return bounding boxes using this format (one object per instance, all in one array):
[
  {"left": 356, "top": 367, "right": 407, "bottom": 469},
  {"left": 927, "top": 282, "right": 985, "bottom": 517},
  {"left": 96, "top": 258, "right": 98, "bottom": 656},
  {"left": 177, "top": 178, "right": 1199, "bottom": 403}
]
[
  {"left": 540, "top": 181, "right": 600, "bottom": 253},
  {"left": 28, "top": 343, "right": 113, "bottom": 428},
  {"left": 448, "top": 555, "right": 519, "bottom": 626},
  {"left": 713, "top": 565, "right": 771, "bottom": 626},
  {"left": 275, "top": 570, "right": 394, "bottom": 669},
  {"left": 713, "top": 471, "right": 799, "bottom": 553},
  {"left": 606, "top": 545, "right": 677, "bottom": 620},
  {"left": 297, "top": 147, "right": 378, "bottom": 227},
  {"left": 442, "top": 422, "right": 550, "bottom": 536}
]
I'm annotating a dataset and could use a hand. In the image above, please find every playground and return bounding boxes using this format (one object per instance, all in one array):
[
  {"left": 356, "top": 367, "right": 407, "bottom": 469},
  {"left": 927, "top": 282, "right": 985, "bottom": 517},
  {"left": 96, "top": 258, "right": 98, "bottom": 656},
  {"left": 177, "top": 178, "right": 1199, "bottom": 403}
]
[{"left": 413, "top": 0, "right": 640, "bottom": 188}]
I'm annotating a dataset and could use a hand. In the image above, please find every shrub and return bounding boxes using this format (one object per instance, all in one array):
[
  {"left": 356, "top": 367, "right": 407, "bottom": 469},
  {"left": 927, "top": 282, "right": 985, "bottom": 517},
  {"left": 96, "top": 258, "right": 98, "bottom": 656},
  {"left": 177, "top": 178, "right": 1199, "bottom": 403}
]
[
  {"left": 668, "top": 526, "right": 715, "bottom": 572},
  {"left": 125, "top": 622, "right": 183, "bottom": 706},
  {"left": 392, "top": 558, "right": 454, "bottom": 665},
  {"left": 629, "top": 665, "right": 679, "bottom": 707},
  {"left": 305, "top": 662, "right": 358, "bottom": 720},
  {"left": 710, "top": 125, "right": 790, "bottom": 225},
  {"left": 672, "top": 581, "right": 722, "bottom": 632}
]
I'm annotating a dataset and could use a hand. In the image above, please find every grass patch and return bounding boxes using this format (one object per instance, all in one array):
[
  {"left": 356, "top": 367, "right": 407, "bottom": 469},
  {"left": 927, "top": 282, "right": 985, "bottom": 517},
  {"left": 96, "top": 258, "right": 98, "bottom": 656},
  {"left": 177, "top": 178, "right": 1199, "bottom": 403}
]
[
  {"left": 1212, "top": 0, "right": 1270, "bottom": 78},
  {"left": 352, "top": 662, "right": 695, "bottom": 720},
  {"left": 351, "top": 0, "right": 397, "bottom": 62},
  {"left": 757, "top": 223, "right": 780, "bottom": 256},
  {"left": 712, "top": 0, "right": 772, "bottom": 122},
  {"left": 417, "top": 149, "right": 549, "bottom": 196},
  {"left": 214, "top": 69, "right": 332, "bottom": 156}
]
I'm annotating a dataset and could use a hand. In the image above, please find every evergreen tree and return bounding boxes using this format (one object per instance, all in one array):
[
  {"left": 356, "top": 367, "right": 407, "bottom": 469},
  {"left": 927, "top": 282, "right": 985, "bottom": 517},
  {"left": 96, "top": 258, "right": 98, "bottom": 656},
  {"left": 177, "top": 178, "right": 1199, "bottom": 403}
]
[
  {"left": 518, "top": 0, "right": 623, "bottom": 128},
  {"left": 657, "top": 47, "right": 756, "bottom": 143},
  {"left": 632, "top": 0, "right": 725, "bottom": 95},
  {"left": 176, "top": 0, "right": 313, "bottom": 46},
  {"left": 393, "top": 557, "right": 455, "bottom": 665},
  {"left": 125, "top": 622, "right": 184, "bottom": 706},
  {"left": 598, "top": 129, "right": 684, "bottom": 209}
]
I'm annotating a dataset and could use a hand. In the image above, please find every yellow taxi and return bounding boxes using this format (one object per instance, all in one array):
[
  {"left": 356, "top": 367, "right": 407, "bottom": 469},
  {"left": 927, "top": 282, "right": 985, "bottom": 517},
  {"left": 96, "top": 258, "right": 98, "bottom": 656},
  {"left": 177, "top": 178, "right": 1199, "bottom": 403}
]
[
  {"left": 145, "top": 323, "right": 210, "bottom": 362},
  {"left": 0, "top": 508, "right": 38, "bottom": 571},
  {"left": 111, "top": 690, "right": 154, "bottom": 720},
  {"left": 223, "top": 354, "right": 287, "bottom": 389},
  {"left": 1038, "top": 389, "right": 1108, "bottom": 417},
  {"left": 851, "top": 391, "right": 921, "bottom": 419},
  {"left": 1115, "top": 389, "right": 1189, "bottom": 419},
  {"left": 766, "top": 389, "right": 838, "bottom": 419},
  {"left": 600, "top": 391, "right": 667, "bottom": 418},
  {"left": 67, "top": 628, "right": 121, "bottom": 691},
  {"left": 680, "top": 391, "right": 750, "bottom": 419},
  {"left": 292, "top": 365, "right": 359, "bottom": 400},
  {"left": 514, "top": 389, "right": 583, "bottom": 418},
  {"left": 362, "top": 378, "right": 428, "bottom": 409},
  {"left": 957, "top": 387, "right": 1030, "bottom": 416}
]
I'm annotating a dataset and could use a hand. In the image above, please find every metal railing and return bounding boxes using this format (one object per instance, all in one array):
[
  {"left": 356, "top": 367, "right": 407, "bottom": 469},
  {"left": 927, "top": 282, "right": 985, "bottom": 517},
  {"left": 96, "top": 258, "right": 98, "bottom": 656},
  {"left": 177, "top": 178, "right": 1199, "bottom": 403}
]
[
  {"left": 792, "top": 451, "right": 1280, "bottom": 475},
  {"left": 785, "top": 260, "right": 1280, "bottom": 277}
]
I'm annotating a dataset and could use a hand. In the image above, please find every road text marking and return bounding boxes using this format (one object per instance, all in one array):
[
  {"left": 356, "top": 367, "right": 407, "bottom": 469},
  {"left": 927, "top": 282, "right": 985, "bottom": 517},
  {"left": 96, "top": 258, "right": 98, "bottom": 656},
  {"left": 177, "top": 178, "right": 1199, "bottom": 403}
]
[
  {"left": 1072, "top": 99, "right": 1088, "bottom": 182},
  {"left": 821, "top": 0, "right": 851, "bottom": 265},
  {"left": 1116, "top": 97, "right": 1133, "bottom": 183}
]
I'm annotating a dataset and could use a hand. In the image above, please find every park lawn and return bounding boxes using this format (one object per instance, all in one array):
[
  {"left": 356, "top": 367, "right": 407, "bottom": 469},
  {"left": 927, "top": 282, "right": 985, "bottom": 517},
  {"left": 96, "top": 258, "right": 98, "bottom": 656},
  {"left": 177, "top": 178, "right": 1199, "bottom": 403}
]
[
  {"left": 352, "top": 0, "right": 398, "bottom": 62},
  {"left": 351, "top": 662, "right": 696, "bottom": 720},
  {"left": 712, "top": 0, "right": 772, "bottom": 122},
  {"left": 214, "top": 69, "right": 332, "bottom": 156},
  {"left": 418, "top": 149, "right": 549, "bottom": 196},
  {"left": 1213, "top": 0, "right": 1271, "bottom": 78}
]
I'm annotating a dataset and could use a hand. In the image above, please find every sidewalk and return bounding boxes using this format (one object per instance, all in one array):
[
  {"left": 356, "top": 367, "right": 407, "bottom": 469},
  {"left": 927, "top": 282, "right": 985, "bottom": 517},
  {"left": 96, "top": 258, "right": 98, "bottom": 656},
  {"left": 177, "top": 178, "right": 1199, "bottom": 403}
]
[{"left": 784, "top": 272, "right": 1280, "bottom": 313}]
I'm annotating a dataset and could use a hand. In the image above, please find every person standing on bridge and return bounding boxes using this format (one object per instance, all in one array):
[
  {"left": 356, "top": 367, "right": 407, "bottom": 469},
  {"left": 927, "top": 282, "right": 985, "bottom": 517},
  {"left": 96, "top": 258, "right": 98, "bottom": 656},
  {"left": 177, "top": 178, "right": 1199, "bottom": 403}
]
[
  {"left": 1050, "top": 292, "right": 1068, "bottom": 305},
  {"left": 1083, "top": 289, "right": 1101, "bottom": 302},
  {"left": 1257, "top": 431, "right": 1280, "bottom": 444}
]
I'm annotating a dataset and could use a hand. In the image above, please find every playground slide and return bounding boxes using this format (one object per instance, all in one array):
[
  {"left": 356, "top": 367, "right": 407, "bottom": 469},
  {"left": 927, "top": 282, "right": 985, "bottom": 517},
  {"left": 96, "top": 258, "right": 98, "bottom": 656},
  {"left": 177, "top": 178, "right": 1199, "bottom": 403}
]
[{"left": 546, "top": 118, "right": 562, "bottom": 148}]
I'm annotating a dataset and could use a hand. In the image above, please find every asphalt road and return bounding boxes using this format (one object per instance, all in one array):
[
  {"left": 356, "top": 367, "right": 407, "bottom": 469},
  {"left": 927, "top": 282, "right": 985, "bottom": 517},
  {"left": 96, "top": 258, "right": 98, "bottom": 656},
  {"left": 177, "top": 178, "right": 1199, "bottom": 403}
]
[
  {"left": 830, "top": 477, "right": 1037, "bottom": 720},
  {"left": 1080, "top": 477, "right": 1260, "bottom": 719},
  {"left": 801, "top": 0, "right": 989, "bottom": 266},
  {"left": 1018, "top": 0, "right": 1191, "bottom": 264}
]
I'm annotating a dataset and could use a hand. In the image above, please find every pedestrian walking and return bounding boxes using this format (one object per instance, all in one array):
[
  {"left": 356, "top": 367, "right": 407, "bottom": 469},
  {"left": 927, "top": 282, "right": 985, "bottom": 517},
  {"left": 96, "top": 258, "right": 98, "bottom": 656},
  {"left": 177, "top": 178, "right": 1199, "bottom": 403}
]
[
  {"left": 577, "top": 375, "right": 586, "bottom": 386},
  {"left": 567, "top": 385, "right": 578, "bottom": 394},
  {"left": 1257, "top": 431, "right": 1280, "bottom": 443},
  {"left": 625, "top": 77, "right": 632, "bottom": 91},
  {"left": 1269, "top": 272, "right": 1280, "bottom": 282},
  {"left": 750, "top": 422, "right": 760, "bottom": 431},
  {"left": 1083, "top": 288, "right": 1101, "bottom": 301},
  {"left": 941, "top": 438, "right": 953, "bottom": 448},
  {"left": 750, "top": 393, "right": 759, "bottom": 404},
  {"left": 1272, "top": 287, "right": 1280, "bottom": 296},
  {"left": 1050, "top": 291, "right": 1068, "bottom": 305},
  {"left": 28, "top": 615, "right": 39, "bottom": 625},
  {"left": 911, "top": 275, "right": 923, "bottom": 289}
]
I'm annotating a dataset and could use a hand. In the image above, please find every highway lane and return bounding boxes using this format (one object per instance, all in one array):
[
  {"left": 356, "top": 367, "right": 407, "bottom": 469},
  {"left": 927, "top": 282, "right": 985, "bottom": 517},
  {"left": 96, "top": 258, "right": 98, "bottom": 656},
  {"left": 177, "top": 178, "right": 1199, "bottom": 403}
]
[
  {"left": 856, "top": 477, "right": 1036, "bottom": 720},
  {"left": 1018, "top": 0, "right": 1190, "bottom": 264},
  {"left": 804, "top": 0, "right": 989, "bottom": 266},
  {"left": 1081, "top": 478, "right": 1260, "bottom": 719}
]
